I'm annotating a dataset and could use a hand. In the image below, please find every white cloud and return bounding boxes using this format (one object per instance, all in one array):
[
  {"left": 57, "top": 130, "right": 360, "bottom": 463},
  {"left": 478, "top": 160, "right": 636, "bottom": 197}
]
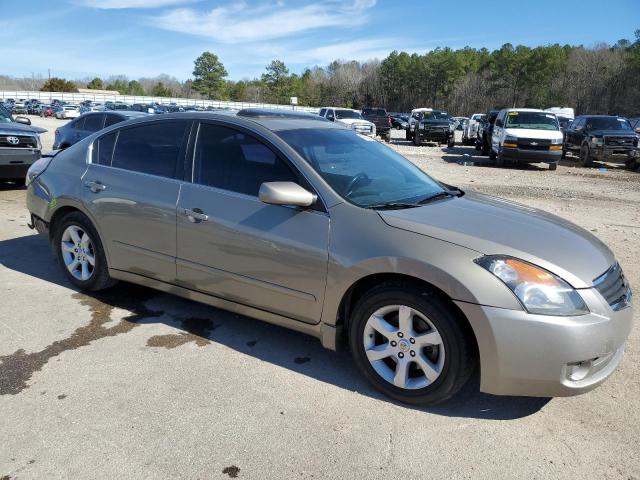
[
  {"left": 152, "top": 0, "right": 376, "bottom": 43},
  {"left": 75, "top": 0, "right": 198, "bottom": 9}
]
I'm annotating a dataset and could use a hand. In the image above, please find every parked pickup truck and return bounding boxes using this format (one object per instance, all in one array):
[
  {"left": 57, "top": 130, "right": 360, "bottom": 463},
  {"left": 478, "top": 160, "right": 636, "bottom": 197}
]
[
  {"left": 361, "top": 108, "right": 392, "bottom": 142},
  {"left": 564, "top": 115, "right": 639, "bottom": 169},
  {"left": 0, "top": 104, "right": 46, "bottom": 185}
]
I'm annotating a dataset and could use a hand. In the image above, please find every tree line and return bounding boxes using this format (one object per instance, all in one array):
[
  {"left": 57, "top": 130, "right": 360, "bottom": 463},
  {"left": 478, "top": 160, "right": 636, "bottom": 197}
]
[{"left": 2, "top": 30, "right": 638, "bottom": 116}]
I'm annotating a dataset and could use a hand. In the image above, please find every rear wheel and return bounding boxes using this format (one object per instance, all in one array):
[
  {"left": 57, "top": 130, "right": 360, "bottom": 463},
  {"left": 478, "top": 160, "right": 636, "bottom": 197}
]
[
  {"left": 349, "top": 283, "right": 475, "bottom": 405},
  {"left": 548, "top": 162, "right": 558, "bottom": 171},
  {"left": 447, "top": 136, "right": 455, "bottom": 148},
  {"left": 413, "top": 130, "right": 421, "bottom": 146},
  {"left": 579, "top": 144, "right": 592, "bottom": 167},
  {"left": 384, "top": 131, "right": 391, "bottom": 143},
  {"left": 53, "top": 211, "right": 115, "bottom": 291},
  {"left": 405, "top": 129, "right": 412, "bottom": 141}
]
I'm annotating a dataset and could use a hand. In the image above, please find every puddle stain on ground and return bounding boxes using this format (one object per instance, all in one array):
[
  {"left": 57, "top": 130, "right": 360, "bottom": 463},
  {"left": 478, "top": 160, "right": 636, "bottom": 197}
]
[
  {"left": 0, "top": 285, "right": 162, "bottom": 395},
  {"left": 145, "top": 316, "right": 218, "bottom": 349},
  {"left": 57, "top": 394, "right": 67, "bottom": 400},
  {"left": 222, "top": 466, "right": 240, "bottom": 478}
]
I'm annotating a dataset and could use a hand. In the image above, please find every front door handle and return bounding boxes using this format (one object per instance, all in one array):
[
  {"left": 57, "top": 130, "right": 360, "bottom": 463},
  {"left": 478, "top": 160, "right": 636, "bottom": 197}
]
[
  {"left": 84, "top": 180, "right": 106, "bottom": 193},
  {"left": 182, "top": 208, "right": 208, "bottom": 223}
]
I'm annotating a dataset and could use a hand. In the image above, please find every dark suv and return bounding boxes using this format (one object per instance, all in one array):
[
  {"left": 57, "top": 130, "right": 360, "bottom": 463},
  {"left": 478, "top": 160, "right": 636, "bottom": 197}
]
[
  {"left": 412, "top": 110, "right": 455, "bottom": 147},
  {"left": 564, "top": 115, "right": 639, "bottom": 169},
  {"left": 1, "top": 104, "right": 46, "bottom": 185}
]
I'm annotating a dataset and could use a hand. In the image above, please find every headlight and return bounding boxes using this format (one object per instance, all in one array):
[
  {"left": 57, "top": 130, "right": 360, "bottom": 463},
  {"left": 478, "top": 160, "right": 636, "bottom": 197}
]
[
  {"left": 591, "top": 136, "right": 603, "bottom": 146},
  {"left": 551, "top": 138, "right": 563, "bottom": 145},
  {"left": 476, "top": 256, "right": 588, "bottom": 316},
  {"left": 504, "top": 135, "right": 518, "bottom": 143}
]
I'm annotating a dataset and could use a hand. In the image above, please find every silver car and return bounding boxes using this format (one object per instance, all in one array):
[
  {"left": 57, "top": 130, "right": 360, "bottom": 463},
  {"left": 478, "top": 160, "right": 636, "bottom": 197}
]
[{"left": 25, "top": 109, "right": 633, "bottom": 405}]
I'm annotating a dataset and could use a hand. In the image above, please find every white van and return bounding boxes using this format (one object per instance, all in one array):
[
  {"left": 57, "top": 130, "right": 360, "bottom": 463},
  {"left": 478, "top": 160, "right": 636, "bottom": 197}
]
[{"left": 490, "top": 108, "right": 563, "bottom": 170}]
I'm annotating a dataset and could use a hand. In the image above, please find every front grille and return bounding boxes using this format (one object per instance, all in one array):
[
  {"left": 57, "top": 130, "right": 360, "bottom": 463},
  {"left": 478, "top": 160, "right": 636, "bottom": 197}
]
[
  {"left": 0, "top": 135, "right": 38, "bottom": 148},
  {"left": 593, "top": 263, "right": 632, "bottom": 311},
  {"left": 518, "top": 138, "right": 551, "bottom": 151},
  {"left": 353, "top": 123, "right": 373, "bottom": 134},
  {"left": 604, "top": 136, "right": 636, "bottom": 147}
]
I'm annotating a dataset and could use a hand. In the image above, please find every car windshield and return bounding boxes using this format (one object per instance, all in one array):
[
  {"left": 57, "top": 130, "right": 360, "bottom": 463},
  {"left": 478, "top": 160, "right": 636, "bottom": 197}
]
[
  {"left": 421, "top": 111, "right": 449, "bottom": 121},
  {"left": 586, "top": 117, "right": 632, "bottom": 131},
  {"left": 363, "top": 109, "right": 386, "bottom": 116},
  {"left": 505, "top": 111, "right": 559, "bottom": 130},
  {"left": 335, "top": 109, "right": 362, "bottom": 120},
  {"left": 277, "top": 128, "right": 446, "bottom": 208}
]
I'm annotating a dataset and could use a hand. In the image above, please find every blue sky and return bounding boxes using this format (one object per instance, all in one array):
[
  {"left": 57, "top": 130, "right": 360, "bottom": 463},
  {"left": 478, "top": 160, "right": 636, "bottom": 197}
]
[{"left": 1, "top": 0, "right": 638, "bottom": 81}]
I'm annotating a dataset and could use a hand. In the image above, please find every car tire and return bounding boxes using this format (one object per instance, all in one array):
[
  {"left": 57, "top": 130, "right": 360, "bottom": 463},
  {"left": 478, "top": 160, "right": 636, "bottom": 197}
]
[
  {"left": 348, "top": 282, "right": 476, "bottom": 406},
  {"left": 579, "top": 144, "right": 593, "bottom": 167},
  {"left": 447, "top": 136, "right": 455, "bottom": 148},
  {"left": 548, "top": 162, "right": 558, "bottom": 171},
  {"left": 53, "top": 211, "right": 116, "bottom": 291},
  {"left": 384, "top": 132, "right": 391, "bottom": 143},
  {"left": 489, "top": 149, "right": 497, "bottom": 161},
  {"left": 405, "top": 129, "right": 412, "bottom": 141},
  {"left": 413, "top": 131, "right": 420, "bottom": 146}
]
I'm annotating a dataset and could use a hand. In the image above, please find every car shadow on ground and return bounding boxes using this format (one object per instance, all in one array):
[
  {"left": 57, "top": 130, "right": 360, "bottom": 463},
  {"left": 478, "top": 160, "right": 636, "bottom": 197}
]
[{"left": 0, "top": 233, "right": 550, "bottom": 420}]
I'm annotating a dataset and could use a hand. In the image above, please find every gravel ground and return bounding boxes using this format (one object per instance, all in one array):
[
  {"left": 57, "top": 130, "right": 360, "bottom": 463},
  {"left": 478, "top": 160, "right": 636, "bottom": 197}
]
[{"left": 0, "top": 118, "right": 639, "bottom": 479}]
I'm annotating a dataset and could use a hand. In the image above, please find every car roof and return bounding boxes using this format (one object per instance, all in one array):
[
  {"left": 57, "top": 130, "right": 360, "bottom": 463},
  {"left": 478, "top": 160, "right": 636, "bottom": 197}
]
[
  {"left": 503, "top": 108, "right": 546, "bottom": 113},
  {"left": 411, "top": 108, "right": 433, "bottom": 113},
  {"left": 101, "top": 110, "right": 345, "bottom": 133}
]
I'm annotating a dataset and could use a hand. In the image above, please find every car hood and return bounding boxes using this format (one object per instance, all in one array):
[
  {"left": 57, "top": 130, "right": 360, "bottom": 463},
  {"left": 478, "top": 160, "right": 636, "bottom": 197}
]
[
  {"left": 338, "top": 118, "right": 373, "bottom": 126},
  {"left": 379, "top": 191, "right": 614, "bottom": 288},
  {"left": 504, "top": 128, "right": 562, "bottom": 141},
  {"left": 0, "top": 122, "right": 47, "bottom": 134}
]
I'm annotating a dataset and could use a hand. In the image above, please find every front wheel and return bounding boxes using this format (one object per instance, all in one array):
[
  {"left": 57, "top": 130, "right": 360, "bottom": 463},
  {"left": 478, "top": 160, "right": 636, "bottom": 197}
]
[
  {"left": 384, "top": 132, "right": 391, "bottom": 143},
  {"left": 579, "top": 144, "right": 593, "bottom": 167},
  {"left": 413, "top": 131, "right": 421, "bottom": 146},
  {"left": 348, "top": 283, "right": 476, "bottom": 405},
  {"left": 447, "top": 136, "right": 455, "bottom": 148},
  {"left": 548, "top": 162, "right": 558, "bottom": 171},
  {"left": 53, "top": 211, "right": 115, "bottom": 291},
  {"left": 405, "top": 129, "right": 412, "bottom": 141}
]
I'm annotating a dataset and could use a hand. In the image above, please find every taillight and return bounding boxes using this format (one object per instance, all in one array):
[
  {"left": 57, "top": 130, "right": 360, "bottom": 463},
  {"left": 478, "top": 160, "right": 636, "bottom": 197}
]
[{"left": 387, "top": 116, "right": 391, "bottom": 126}]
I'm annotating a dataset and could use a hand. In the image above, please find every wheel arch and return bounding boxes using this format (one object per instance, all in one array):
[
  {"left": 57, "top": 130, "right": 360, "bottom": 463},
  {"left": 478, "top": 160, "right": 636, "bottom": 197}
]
[{"left": 333, "top": 272, "right": 479, "bottom": 359}]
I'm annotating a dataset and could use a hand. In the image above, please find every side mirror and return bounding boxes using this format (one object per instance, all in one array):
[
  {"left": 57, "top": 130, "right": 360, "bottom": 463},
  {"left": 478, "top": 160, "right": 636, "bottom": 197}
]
[
  {"left": 15, "top": 116, "right": 31, "bottom": 125},
  {"left": 635, "top": 127, "right": 640, "bottom": 134},
  {"left": 259, "top": 182, "right": 316, "bottom": 207},
  {"left": 495, "top": 118, "right": 503, "bottom": 127}
]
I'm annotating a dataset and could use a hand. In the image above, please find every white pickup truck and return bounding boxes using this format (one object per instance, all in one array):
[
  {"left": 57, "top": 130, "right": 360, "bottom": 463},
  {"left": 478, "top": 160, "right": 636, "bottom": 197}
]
[
  {"left": 318, "top": 107, "right": 376, "bottom": 137},
  {"left": 462, "top": 113, "right": 485, "bottom": 145}
]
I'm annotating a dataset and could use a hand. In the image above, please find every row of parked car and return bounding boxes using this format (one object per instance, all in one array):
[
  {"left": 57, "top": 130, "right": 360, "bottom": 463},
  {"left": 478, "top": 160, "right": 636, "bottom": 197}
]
[{"left": 465, "top": 107, "right": 640, "bottom": 171}]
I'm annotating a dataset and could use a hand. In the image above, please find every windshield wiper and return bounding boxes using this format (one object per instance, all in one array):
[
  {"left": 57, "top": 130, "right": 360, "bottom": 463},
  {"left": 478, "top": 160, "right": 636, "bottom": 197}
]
[
  {"left": 417, "top": 191, "right": 457, "bottom": 204},
  {"left": 365, "top": 202, "right": 422, "bottom": 210}
]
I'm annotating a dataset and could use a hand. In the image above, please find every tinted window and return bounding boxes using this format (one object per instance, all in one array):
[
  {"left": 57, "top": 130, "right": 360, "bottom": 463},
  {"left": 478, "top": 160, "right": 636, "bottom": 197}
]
[
  {"left": 73, "top": 117, "right": 85, "bottom": 130},
  {"left": 83, "top": 114, "right": 104, "bottom": 132},
  {"left": 319, "top": 108, "right": 326, "bottom": 117},
  {"left": 93, "top": 131, "right": 117, "bottom": 166},
  {"left": 104, "top": 114, "right": 123, "bottom": 127},
  {"left": 194, "top": 123, "right": 297, "bottom": 196},
  {"left": 111, "top": 122, "right": 187, "bottom": 178},
  {"left": 585, "top": 117, "right": 632, "bottom": 131}
]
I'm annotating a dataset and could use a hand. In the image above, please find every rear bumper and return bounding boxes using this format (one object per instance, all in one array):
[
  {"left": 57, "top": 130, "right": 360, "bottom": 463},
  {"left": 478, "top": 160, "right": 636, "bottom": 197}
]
[
  {"left": 501, "top": 147, "right": 561, "bottom": 163},
  {"left": 0, "top": 149, "right": 40, "bottom": 179},
  {"left": 455, "top": 288, "right": 633, "bottom": 397}
]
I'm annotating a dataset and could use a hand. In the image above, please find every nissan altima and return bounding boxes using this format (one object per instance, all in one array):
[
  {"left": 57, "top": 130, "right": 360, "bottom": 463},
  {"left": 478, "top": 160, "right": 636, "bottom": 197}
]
[{"left": 25, "top": 109, "right": 633, "bottom": 405}]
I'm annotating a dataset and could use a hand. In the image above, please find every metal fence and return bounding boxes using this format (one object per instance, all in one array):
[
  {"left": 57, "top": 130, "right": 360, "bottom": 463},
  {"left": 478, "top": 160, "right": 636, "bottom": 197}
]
[{"left": 0, "top": 90, "right": 319, "bottom": 113}]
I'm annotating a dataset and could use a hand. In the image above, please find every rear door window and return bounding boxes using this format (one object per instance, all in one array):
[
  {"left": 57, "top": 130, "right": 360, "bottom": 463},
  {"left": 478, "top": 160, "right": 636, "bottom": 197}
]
[
  {"left": 111, "top": 121, "right": 188, "bottom": 179},
  {"left": 104, "top": 114, "right": 123, "bottom": 127},
  {"left": 73, "top": 117, "right": 85, "bottom": 130},
  {"left": 92, "top": 131, "right": 117, "bottom": 166}
]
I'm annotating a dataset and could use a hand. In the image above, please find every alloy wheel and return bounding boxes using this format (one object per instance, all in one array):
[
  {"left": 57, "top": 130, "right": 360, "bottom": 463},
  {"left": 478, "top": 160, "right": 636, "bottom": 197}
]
[
  {"left": 362, "top": 304, "right": 445, "bottom": 389},
  {"left": 61, "top": 225, "right": 95, "bottom": 281}
]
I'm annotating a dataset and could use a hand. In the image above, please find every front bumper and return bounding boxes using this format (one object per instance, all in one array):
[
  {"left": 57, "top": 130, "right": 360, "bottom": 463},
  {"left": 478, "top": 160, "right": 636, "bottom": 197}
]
[
  {"left": 501, "top": 147, "right": 562, "bottom": 163},
  {"left": 417, "top": 128, "right": 452, "bottom": 143},
  {"left": 0, "top": 149, "right": 40, "bottom": 179},
  {"left": 455, "top": 287, "right": 633, "bottom": 397},
  {"left": 591, "top": 146, "right": 639, "bottom": 162}
]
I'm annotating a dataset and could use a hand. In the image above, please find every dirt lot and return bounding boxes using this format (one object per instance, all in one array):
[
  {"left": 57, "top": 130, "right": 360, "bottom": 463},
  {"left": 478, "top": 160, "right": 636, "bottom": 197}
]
[{"left": 1, "top": 117, "right": 639, "bottom": 479}]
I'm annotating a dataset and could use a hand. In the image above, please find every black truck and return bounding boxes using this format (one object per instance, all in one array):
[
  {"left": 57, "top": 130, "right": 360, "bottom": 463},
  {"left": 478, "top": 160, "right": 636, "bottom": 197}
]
[
  {"left": 412, "top": 110, "right": 455, "bottom": 147},
  {"left": 1, "top": 104, "right": 46, "bottom": 185},
  {"left": 361, "top": 107, "right": 392, "bottom": 142},
  {"left": 564, "top": 115, "right": 639, "bottom": 169}
]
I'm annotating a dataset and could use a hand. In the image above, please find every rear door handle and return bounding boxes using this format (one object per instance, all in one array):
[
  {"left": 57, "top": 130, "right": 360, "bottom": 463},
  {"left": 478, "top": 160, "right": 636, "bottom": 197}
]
[
  {"left": 182, "top": 208, "right": 208, "bottom": 223},
  {"left": 84, "top": 180, "right": 106, "bottom": 193}
]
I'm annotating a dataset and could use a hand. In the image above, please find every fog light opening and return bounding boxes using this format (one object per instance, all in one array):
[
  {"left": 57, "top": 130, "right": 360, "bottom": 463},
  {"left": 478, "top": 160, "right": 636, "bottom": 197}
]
[{"left": 566, "top": 358, "right": 597, "bottom": 382}]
